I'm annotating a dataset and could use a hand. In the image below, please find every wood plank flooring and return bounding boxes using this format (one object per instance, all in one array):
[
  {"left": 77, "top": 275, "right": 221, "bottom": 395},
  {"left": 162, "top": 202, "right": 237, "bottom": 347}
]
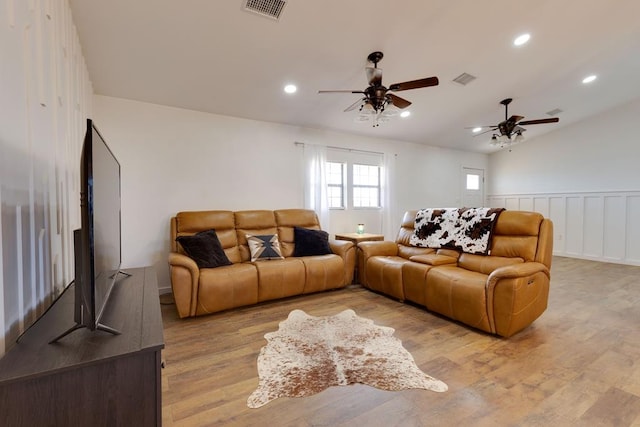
[{"left": 160, "top": 257, "right": 640, "bottom": 426}]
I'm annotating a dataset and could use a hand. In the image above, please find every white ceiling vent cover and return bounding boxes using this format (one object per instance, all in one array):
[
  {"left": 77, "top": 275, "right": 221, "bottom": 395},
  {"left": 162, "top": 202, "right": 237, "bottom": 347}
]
[
  {"left": 546, "top": 108, "right": 563, "bottom": 116},
  {"left": 452, "top": 72, "right": 477, "bottom": 86},
  {"left": 243, "top": 0, "right": 287, "bottom": 20}
]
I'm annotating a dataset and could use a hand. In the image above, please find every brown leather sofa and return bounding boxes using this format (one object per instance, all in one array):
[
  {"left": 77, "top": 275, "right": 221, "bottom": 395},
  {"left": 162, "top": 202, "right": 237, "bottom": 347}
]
[
  {"left": 168, "top": 209, "right": 355, "bottom": 318},
  {"left": 359, "top": 210, "right": 553, "bottom": 337}
]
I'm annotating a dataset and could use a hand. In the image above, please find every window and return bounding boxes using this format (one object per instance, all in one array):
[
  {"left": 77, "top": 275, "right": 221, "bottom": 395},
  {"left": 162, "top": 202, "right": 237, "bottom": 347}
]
[
  {"left": 325, "top": 149, "right": 382, "bottom": 210},
  {"left": 466, "top": 173, "right": 480, "bottom": 190},
  {"left": 326, "top": 162, "right": 345, "bottom": 209},
  {"left": 352, "top": 164, "right": 381, "bottom": 208}
]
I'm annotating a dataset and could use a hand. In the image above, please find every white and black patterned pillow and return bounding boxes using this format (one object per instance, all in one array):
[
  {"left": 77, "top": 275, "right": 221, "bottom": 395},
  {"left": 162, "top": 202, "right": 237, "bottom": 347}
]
[{"left": 246, "top": 234, "right": 285, "bottom": 261}]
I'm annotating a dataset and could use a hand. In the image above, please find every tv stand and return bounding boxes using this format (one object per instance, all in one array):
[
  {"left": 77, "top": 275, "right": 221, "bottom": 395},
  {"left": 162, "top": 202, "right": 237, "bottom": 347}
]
[
  {"left": 48, "top": 319, "right": 121, "bottom": 344},
  {"left": 48, "top": 269, "right": 134, "bottom": 344},
  {"left": 0, "top": 267, "right": 164, "bottom": 426}
]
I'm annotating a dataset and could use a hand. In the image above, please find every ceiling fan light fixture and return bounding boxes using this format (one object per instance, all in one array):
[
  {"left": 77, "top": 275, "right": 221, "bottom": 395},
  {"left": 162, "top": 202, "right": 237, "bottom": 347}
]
[
  {"left": 361, "top": 102, "right": 375, "bottom": 114},
  {"left": 513, "top": 131, "right": 525, "bottom": 144},
  {"left": 513, "top": 33, "right": 531, "bottom": 46}
]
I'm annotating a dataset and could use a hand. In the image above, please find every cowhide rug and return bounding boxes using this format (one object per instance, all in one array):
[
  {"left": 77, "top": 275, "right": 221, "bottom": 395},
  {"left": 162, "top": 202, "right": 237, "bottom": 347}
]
[{"left": 247, "top": 309, "right": 447, "bottom": 408}]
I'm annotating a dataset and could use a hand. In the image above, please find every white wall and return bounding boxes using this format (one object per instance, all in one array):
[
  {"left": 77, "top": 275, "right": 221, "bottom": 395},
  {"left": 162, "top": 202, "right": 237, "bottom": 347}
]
[
  {"left": 93, "top": 95, "right": 488, "bottom": 291},
  {"left": 0, "top": 0, "right": 92, "bottom": 354},
  {"left": 488, "top": 97, "right": 640, "bottom": 265}
]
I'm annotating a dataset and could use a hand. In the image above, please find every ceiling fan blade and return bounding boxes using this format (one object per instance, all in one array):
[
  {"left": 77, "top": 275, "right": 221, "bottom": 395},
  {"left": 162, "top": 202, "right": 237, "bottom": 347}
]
[
  {"left": 318, "top": 90, "right": 366, "bottom": 94},
  {"left": 465, "top": 125, "right": 497, "bottom": 130},
  {"left": 474, "top": 127, "right": 498, "bottom": 137},
  {"left": 388, "top": 93, "right": 411, "bottom": 109},
  {"left": 366, "top": 67, "right": 383, "bottom": 86},
  {"left": 508, "top": 115, "right": 524, "bottom": 123},
  {"left": 344, "top": 98, "right": 365, "bottom": 112},
  {"left": 389, "top": 76, "right": 439, "bottom": 91},
  {"left": 518, "top": 117, "right": 560, "bottom": 125}
]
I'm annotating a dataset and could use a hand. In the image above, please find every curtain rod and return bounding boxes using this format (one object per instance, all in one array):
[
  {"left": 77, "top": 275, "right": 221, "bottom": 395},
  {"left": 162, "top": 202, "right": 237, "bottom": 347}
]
[{"left": 294, "top": 141, "right": 384, "bottom": 156}]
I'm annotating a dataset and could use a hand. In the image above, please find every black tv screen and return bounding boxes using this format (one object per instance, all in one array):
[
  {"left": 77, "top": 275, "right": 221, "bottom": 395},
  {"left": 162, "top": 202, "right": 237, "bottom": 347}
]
[
  {"left": 48, "top": 119, "right": 124, "bottom": 342},
  {"left": 87, "top": 120, "right": 122, "bottom": 325}
]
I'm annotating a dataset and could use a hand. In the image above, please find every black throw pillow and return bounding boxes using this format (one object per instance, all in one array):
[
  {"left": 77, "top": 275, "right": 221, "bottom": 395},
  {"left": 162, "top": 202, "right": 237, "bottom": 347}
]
[
  {"left": 293, "top": 226, "right": 332, "bottom": 257},
  {"left": 176, "top": 229, "right": 232, "bottom": 268}
]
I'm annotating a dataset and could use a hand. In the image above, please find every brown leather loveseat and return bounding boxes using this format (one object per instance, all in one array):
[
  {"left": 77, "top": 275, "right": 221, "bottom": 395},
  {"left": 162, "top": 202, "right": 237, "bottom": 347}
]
[
  {"left": 168, "top": 209, "right": 355, "bottom": 318},
  {"left": 359, "top": 210, "right": 553, "bottom": 337}
]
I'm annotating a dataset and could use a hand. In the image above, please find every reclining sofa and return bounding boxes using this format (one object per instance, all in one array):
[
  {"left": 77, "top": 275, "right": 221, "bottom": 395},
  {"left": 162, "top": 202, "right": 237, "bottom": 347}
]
[
  {"left": 168, "top": 209, "right": 355, "bottom": 318},
  {"left": 359, "top": 209, "right": 553, "bottom": 337}
]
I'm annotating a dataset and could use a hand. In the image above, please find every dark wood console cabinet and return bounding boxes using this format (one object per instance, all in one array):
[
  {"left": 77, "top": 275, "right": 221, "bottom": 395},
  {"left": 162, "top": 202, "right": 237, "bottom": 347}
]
[{"left": 0, "top": 267, "right": 164, "bottom": 426}]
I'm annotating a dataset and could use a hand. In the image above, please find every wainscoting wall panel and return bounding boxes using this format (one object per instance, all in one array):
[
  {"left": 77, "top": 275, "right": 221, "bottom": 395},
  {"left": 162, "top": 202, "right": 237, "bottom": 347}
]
[
  {"left": 488, "top": 191, "right": 640, "bottom": 266},
  {"left": 0, "top": 0, "right": 92, "bottom": 356},
  {"left": 627, "top": 196, "right": 640, "bottom": 263}
]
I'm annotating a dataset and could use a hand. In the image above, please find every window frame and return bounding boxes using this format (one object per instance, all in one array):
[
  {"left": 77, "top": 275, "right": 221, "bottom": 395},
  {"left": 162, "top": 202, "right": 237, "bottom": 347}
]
[
  {"left": 325, "top": 149, "right": 383, "bottom": 211},
  {"left": 326, "top": 161, "right": 346, "bottom": 210},
  {"left": 352, "top": 163, "right": 381, "bottom": 209}
]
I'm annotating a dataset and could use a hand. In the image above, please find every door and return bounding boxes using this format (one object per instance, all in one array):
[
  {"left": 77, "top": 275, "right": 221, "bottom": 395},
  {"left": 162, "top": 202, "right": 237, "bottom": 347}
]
[{"left": 462, "top": 167, "right": 484, "bottom": 207}]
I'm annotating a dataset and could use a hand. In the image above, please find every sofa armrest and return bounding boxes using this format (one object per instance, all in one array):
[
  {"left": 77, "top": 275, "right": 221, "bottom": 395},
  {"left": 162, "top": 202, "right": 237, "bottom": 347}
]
[
  {"left": 358, "top": 241, "right": 399, "bottom": 258},
  {"left": 329, "top": 239, "right": 356, "bottom": 285},
  {"left": 357, "top": 241, "right": 399, "bottom": 285},
  {"left": 168, "top": 252, "right": 200, "bottom": 318},
  {"left": 486, "top": 262, "right": 551, "bottom": 337},
  {"left": 488, "top": 262, "right": 549, "bottom": 282}
]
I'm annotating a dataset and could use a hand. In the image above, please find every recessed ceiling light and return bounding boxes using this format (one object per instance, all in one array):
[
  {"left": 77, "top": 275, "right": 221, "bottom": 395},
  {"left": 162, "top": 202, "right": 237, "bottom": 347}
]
[
  {"left": 400, "top": 111, "right": 411, "bottom": 118},
  {"left": 582, "top": 75, "right": 597, "bottom": 84},
  {"left": 513, "top": 33, "right": 530, "bottom": 46},
  {"left": 472, "top": 127, "right": 482, "bottom": 133},
  {"left": 284, "top": 84, "right": 297, "bottom": 94}
]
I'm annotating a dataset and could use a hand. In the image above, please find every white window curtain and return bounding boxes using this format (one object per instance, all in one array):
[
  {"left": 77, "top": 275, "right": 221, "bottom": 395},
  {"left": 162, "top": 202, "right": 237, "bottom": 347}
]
[
  {"left": 303, "top": 144, "right": 330, "bottom": 230},
  {"left": 381, "top": 153, "right": 397, "bottom": 240}
]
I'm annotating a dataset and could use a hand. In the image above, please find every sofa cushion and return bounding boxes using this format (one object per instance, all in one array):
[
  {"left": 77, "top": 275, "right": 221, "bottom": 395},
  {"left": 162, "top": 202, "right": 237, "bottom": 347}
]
[
  {"left": 293, "top": 226, "right": 332, "bottom": 257},
  {"left": 457, "top": 253, "right": 524, "bottom": 275},
  {"left": 425, "top": 266, "right": 491, "bottom": 332},
  {"left": 176, "top": 229, "right": 232, "bottom": 269},
  {"left": 364, "top": 256, "right": 408, "bottom": 300},
  {"left": 409, "top": 253, "right": 458, "bottom": 266},
  {"left": 246, "top": 234, "right": 285, "bottom": 262},
  {"left": 275, "top": 209, "right": 322, "bottom": 257},
  {"left": 300, "top": 254, "right": 345, "bottom": 294},
  {"left": 197, "top": 263, "right": 258, "bottom": 315},
  {"left": 236, "top": 210, "right": 278, "bottom": 262},
  {"left": 397, "top": 245, "right": 435, "bottom": 260},
  {"left": 254, "top": 258, "right": 306, "bottom": 301}
]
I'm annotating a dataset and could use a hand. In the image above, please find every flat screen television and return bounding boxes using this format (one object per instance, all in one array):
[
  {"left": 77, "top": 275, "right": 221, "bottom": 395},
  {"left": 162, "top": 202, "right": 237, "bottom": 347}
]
[{"left": 50, "top": 119, "right": 128, "bottom": 343}]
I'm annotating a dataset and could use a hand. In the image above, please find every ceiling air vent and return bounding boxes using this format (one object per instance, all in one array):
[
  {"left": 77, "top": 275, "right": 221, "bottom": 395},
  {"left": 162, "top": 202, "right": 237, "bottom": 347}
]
[
  {"left": 546, "top": 108, "right": 563, "bottom": 116},
  {"left": 243, "top": 0, "right": 287, "bottom": 20},
  {"left": 452, "top": 72, "right": 477, "bottom": 86}
]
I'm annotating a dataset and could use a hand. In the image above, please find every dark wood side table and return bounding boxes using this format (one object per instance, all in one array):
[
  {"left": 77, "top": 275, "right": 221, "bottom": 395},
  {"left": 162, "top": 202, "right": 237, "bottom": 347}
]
[{"left": 335, "top": 232, "right": 385, "bottom": 284}]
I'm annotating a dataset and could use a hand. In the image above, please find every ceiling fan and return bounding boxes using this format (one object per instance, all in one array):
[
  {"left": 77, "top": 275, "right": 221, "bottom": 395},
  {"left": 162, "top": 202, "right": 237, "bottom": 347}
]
[
  {"left": 472, "top": 98, "right": 559, "bottom": 147},
  {"left": 319, "top": 51, "right": 439, "bottom": 126}
]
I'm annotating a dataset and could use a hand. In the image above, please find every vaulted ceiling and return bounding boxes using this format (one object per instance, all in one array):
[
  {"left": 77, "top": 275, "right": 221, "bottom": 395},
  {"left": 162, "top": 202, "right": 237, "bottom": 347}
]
[{"left": 69, "top": 0, "right": 640, "bottom": 153}]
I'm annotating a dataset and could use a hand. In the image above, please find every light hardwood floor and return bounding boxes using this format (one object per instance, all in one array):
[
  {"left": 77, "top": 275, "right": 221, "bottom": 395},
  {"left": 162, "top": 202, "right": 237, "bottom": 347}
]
[{"left": 160, "top": 257, "right": 640, "bottom": 426}]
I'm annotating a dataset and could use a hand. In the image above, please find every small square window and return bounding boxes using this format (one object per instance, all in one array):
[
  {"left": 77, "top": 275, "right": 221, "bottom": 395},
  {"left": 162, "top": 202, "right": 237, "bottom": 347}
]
[{"left": 466, "top": 174, "right": 480, "bottom": 190}]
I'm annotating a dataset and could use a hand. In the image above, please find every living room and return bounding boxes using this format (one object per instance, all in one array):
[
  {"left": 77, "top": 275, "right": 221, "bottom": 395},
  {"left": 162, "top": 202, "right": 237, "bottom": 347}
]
[{"left": 1, "top": 1, "right": 640, "bottom": 425}]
